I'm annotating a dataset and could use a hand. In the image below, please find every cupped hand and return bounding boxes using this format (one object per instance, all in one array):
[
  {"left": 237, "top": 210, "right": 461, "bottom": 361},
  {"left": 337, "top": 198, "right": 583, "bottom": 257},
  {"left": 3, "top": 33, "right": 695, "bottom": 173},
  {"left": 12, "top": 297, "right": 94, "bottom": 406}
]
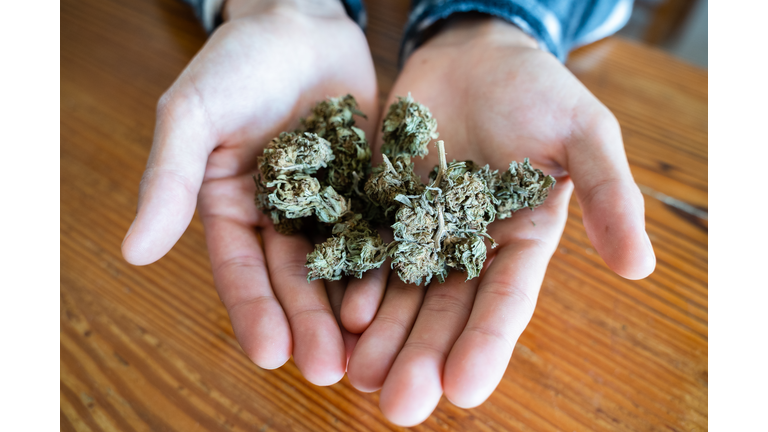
[
  {"left": 121, "top": 0, "right": 377, "bottom": 385},
  {"left": 342, "top": 16, "right": 656, "bottom": 426}
]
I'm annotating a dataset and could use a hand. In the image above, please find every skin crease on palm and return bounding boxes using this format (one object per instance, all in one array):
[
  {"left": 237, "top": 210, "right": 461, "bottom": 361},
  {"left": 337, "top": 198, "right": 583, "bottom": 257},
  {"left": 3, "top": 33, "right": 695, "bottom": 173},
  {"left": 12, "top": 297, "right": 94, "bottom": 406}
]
[{"left": 120, "top": 0, "right": 656, "bottom": 427}]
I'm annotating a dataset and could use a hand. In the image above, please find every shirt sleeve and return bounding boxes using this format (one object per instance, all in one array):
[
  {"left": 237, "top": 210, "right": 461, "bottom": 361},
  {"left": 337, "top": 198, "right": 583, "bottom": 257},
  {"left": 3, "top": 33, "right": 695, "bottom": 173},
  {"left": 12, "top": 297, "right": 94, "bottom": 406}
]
[
  {"left": 401, "top": 0, "right": 633, "bottom": 64},
  {"left": 179, "top": 0, "right": 367, "bottom": 33}
]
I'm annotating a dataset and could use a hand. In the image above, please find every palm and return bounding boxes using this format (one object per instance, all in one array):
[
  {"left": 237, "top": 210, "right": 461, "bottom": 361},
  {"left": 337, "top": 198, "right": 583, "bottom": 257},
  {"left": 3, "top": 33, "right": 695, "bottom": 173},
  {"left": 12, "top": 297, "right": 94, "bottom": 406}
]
[
  {"left": 391, "top": 47, "right": 580, "bottom": 181},
  {"left": 123, "top": 9, "right": 377, "bottom": 385},
  {"left": 381, "top": 37, "right": 589, "bottom": 272},
  {"left": 383, "top": 40, "right": 589, "bottom": 258},
  {"left": 343, "top": 19, "right": 655, "bottom": 427}
]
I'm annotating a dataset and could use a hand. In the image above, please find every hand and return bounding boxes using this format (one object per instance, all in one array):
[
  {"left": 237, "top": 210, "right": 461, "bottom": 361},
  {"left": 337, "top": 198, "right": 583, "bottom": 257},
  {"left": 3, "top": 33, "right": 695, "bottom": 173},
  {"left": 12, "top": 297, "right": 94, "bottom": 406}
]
[
  {"left": 342, "top": 15, "right": 656, "bottom": 426},
  {"left": 121, "top": 0, "right": 377, "bottom": 385}
]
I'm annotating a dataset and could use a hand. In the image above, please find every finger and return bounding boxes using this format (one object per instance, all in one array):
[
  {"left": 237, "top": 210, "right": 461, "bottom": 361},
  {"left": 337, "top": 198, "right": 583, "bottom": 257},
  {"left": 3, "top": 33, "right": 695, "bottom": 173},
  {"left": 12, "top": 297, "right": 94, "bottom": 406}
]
[
  {"left": 122, "top": 93, "right": 215, "bottom": 265},
  {"left": 443, "top": 180, "right": 573, "bottom": 408},
  {"left": 347, "top": 275, "right": 425, "bottom": 392},
  {"left": 200, "top": 175, "right": 288, "bottom": 369},
  {"left": 340, "top": 228, "right": 393, "bottom": 333},
  {"left": 567, "top": 111, "right": 655, "bottom": 279},
  {"left": 203, "top": 217, "right": 291, "bottom": 370},
  {"left": 340, "top": 265, "right": 389, "bottom": 333},
  {"left": 325, "top": 278, "right": 360, "bottom": 368},
  {"left": 379, "top": 271, "right": 477, "bottom": 427},
  {"left": 262, "top": 225, "right": 346, "bottom": 386}
]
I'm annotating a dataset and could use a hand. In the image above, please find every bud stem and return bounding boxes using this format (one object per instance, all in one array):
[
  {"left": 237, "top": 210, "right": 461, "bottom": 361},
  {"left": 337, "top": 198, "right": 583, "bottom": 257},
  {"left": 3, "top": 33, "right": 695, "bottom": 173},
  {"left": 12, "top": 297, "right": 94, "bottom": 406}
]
[
  {"left": 431, "top": 140, "right": 448, "bottom": 188},
  {"left": 434, "top": 203, "right": 445, "bottom": 250},
  {"left": 432, "top": 140, "right": 448, "bottom": 250}
]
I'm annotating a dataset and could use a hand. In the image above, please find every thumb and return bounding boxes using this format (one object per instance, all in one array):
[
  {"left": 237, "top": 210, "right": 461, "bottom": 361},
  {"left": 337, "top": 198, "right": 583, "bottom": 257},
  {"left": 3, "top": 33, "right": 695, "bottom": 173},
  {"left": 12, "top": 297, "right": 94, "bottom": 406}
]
[
  {"left": 567, "top": 111, "right": 656, "bottom": 280},
  {"left": 122, "top": 93, "right": 216, "bottom": 265}
]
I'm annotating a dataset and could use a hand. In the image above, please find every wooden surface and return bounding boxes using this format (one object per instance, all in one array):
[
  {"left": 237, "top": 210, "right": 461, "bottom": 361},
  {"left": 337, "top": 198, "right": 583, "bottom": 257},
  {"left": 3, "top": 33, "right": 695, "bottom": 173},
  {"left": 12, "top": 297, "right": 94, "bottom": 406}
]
[{"left": 61, "top": 0, "right": 708, "bottom": 430}]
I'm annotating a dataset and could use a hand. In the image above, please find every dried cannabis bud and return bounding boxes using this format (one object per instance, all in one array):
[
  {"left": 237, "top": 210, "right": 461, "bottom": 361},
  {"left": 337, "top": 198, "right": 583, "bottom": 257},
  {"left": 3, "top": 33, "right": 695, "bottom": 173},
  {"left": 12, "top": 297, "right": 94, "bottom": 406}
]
[
  {"left": 300, "top": 94, "right": 372, "bottom": 198},
  {"left": 438, "top": 159, "right": 498, "bottom": 280},
  {"left": 386, "top": 141, "right": 498, "bottom": 284},
  {"left": 260, "top": 131, "right": 334, "bottom": 175},
  {"left": 494, "top": 159, "right": 556, "bottom": 219},
  {"left": 254, "top": 94, "right": 556, "bottom": 285},
  {"left": 388, "top": 195, "right": 445, "bottom": 285},
  {"left": 380, "top": 94, "right": 438, "bottom": 159},
  {"left": 306, "top": 214, "right": 387, "bottom": 281},
  {"left": 364, "top": 154, "right": 424, "bottom": 222},
  {"left": 255, "top": 131, "right": 349, "bottom": 233}
]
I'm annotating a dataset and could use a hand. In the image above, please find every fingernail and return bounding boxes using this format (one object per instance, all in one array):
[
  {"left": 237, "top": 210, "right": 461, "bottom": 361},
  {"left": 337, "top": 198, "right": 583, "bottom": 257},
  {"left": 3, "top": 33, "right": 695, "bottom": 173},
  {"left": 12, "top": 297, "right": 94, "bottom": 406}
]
[
  {"left": 122, "top": 218, "right": 136, "bottom": 247},
  {"left": 643, "top": 231, "right": 657, "bottom": 275},
  {"left": 644, "top": 231, "right": 654, "bottom": 255}
]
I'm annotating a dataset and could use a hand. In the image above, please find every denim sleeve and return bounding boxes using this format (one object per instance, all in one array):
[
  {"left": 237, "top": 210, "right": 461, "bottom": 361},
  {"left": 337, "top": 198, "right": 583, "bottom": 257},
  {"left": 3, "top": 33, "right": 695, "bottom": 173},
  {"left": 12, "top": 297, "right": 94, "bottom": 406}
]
[
  {"left": 401, "top": 0, "right": 633, "bottom": 64},
  {"left": 179, "top": 0, "right": 366, "bottom": 33}
]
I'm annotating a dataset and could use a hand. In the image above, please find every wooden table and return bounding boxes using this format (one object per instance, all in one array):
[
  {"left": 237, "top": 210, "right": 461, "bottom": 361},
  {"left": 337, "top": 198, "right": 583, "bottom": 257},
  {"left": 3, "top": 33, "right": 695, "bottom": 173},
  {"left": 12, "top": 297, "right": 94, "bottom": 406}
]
[{"left": 61, "top": 0, "right": 708, "bottom": 430}]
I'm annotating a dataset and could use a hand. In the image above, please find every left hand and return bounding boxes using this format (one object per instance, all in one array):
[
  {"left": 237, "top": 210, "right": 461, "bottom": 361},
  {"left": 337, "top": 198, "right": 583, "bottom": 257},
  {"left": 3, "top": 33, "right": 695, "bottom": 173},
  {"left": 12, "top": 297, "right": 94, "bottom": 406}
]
[{"left": 341, "top": 15, "right": 656, "bottom": 426}]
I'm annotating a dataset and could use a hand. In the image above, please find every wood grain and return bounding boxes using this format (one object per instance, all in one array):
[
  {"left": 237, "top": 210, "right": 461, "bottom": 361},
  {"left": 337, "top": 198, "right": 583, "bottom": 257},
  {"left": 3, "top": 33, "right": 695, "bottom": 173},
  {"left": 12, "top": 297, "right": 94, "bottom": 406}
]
[{"left": 61, "top": 0, "right": 708, "bottom": 430}]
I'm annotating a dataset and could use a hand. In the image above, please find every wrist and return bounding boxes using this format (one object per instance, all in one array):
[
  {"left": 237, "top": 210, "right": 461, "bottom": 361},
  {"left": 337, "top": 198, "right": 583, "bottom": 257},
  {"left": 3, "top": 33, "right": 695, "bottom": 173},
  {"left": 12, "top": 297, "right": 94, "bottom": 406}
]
[
  {"left": 420, "top": 13, "right": 539, "bottom": 53},
  {"left": 223, "top": 0, "right": 348, "bottom": 22}
]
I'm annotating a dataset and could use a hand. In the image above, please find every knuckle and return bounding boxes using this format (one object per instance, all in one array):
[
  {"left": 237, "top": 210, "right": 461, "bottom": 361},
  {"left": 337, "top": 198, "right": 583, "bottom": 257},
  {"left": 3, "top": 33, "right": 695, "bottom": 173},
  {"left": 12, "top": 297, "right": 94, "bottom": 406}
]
[
  {"left": 580, "top": 176, "right": 644, "bottom": 215},
  {"left": 215, "top": 254, "right": 267, "bottom": 279},
  {"left": 227, "top": 294, "right": 275, "bottom": 315},
  {"left": 156, "top": 91, "right": 173, "bottom": 116},
  {"left": 511, "top": 237, "right": 549, "bottom": 255},
  {"left": 288, "top": 307, "right": 333, "bottom": 323},
  {"left": 481, "top": 281, "right": 537, "bottom": 318},
  {"left": 464, "top": 325, "right": 515, "bottom": 353},
  {"left": 141, "top": 167, "right": 197, "bottom": 198},
  {"left": 374, "top": 313, "right": 409, "bottom": 334},
  {"left": 388, "top": 281, "right": 423, "bottom": 296},
  {"left": 600, "top": 107, "right": 620, "bottom": 130},
  {"left": 402, "top": 340, "right": 446, "bottom": 360},
  {"left": 577, "top": 105, "right": 622, "bottom": 151},
  {"left": 272, "top": 259, "right": 311, "bottom": 281},
  {"left": 592, "top": 106, "right": 621, "bottom": 136},
  {"left": 580, "top": 177, "right": 622, "bottom": 209},
  {"left": 155, "top": 87, "right": 202, "bottom": 121},
  {"left": 421, "top": 292, "right": 471, "bottom": 317}
]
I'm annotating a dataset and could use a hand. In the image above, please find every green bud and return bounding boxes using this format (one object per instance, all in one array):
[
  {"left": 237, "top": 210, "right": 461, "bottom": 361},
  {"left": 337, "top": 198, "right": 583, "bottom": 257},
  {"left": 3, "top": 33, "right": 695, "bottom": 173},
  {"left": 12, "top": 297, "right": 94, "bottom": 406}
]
[
  {"left": 306, "top": 214, "right": 387, "bottom": 281},
  {"left": 495, "top": 158, "right": 556, "bottom": 219},
  {"left": 301, "top": 95, "right": 372, "bottom": 197},
  {"left": 381, "top": 94, "right": 438, "bottom": 159}
]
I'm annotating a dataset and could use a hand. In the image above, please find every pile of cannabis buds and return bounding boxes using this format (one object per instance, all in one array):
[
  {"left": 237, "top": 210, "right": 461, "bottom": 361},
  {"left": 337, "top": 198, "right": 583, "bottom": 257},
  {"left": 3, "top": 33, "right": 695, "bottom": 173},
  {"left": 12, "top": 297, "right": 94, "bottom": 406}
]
[{"left": 255, "top": 95, "right": 556, "bottom": 285}]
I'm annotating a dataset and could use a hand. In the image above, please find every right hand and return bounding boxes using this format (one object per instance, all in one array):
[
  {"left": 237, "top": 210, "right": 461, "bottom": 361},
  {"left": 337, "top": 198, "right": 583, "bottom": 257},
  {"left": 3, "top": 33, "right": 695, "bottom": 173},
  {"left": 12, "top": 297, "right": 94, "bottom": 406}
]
[
  {"left": 121, "top": 0, "right": 378, "bottom": 385},
  {"left": 341, "top": 16, "right": 655, "bottom": 425}
]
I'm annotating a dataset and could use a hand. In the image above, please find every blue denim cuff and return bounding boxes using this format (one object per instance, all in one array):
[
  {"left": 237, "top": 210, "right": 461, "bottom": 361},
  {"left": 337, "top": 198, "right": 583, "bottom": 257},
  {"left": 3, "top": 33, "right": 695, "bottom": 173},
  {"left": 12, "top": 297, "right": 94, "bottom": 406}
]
[
  {"left": 340, "top": 0, "right": 367, "bottom": 30},
  {"left": 401, "top": 0, "right": 633, "bottom": 65},
  {"left": 180, "top": 0, "right": 367, "bottom": 33}
]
